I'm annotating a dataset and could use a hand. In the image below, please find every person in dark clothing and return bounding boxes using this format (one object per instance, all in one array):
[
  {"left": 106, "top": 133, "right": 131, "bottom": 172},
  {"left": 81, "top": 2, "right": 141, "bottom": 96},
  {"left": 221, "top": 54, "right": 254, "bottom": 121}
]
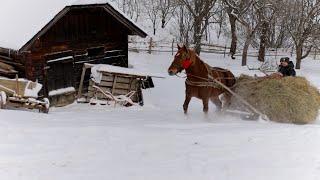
[{"left": 278, "top": 57, "right": 296, "bottom": 77}]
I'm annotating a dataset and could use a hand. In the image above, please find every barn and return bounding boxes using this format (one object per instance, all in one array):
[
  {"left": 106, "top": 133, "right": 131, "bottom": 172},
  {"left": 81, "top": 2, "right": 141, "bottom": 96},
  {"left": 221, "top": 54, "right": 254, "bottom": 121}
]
[{"left": 0, "top": 0, "right": 147, "bottom": 106}]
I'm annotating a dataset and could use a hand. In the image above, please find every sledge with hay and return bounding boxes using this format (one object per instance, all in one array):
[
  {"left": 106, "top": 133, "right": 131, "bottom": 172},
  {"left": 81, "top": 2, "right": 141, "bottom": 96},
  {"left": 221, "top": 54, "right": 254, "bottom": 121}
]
[
  {"left": 0, "top": 76, "right": 50, "bottom": 113},
  {"left": 227, "top": 75, "right": 320, "bottom": 124}
]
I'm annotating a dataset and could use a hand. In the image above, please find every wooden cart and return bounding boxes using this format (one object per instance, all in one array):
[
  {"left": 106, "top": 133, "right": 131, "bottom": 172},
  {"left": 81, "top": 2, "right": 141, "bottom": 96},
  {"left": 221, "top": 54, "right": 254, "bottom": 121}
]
[
  {"left": 0, "top": 76, "right": 50, "bottom": 113},
  {"left": 77, "top": 63, "right": 164, "bottom": 106}
]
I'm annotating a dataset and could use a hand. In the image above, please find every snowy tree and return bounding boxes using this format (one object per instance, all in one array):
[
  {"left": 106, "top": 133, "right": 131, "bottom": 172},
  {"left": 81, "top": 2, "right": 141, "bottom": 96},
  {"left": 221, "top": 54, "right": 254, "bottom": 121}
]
[
  {"left": 178, "top": 0, "right": 218, "bottom": 54},
  {"left": 159, "top": 0, "right": 177, "bottom": 28},
  {"left": 256, "top": 0, "right": 276, "bottom": 62},
  {"left": 143, "top": 0, "right": 161, "bottom": 35},
  {"left": 236, "top": 1, "right": 263, "bottom": 66},
  {"left": 282, "top": 0, "right": 320, "bottom": 69},
  {"left": 112, "top": 0, "right": 141, "bottom": 22},
  {"left": 173, "top": 4, "right": 194, "bottom": 45},
  {"left": 223, "top": 0, "right": 253, "bottom": 59}
]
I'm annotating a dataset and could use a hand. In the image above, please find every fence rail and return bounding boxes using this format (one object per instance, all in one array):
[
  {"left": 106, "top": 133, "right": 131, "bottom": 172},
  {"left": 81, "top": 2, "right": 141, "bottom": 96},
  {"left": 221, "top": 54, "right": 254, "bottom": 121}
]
[{"left": 129, "top": 38, "right": 320, "bottom": 60}]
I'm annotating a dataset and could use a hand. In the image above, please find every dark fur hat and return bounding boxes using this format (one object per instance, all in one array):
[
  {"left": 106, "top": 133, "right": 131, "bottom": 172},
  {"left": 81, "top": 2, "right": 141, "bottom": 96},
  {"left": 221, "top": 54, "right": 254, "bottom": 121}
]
[{"left": 280, "top": 57, "right": 290, "bottom": 62}]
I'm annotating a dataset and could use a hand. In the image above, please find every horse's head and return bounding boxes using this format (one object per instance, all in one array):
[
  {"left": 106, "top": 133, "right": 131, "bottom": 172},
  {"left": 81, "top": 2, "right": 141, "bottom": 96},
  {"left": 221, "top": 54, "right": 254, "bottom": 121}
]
[{"left": 168, "top": 44, "right": 193, "bottom": 76}]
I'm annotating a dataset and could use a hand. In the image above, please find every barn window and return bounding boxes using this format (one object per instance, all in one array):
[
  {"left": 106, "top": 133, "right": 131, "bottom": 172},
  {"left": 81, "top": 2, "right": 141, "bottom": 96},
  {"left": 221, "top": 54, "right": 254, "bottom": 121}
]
[{"left": 87, "top": 46, "right": 104, "bottom": 57}]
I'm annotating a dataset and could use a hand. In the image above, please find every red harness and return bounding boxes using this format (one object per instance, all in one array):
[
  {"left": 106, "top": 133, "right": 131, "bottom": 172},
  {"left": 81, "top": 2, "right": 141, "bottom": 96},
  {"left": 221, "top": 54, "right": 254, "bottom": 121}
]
[{"left": 182, "top": 59, "right": 192, "bottom": 69}]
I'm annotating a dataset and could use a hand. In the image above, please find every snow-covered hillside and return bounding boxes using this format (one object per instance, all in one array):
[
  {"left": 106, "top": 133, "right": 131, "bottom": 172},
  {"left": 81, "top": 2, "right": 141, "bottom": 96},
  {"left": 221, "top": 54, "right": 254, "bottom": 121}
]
[{"left": 0, "top": 51, "right": 319, "bottom": 180}]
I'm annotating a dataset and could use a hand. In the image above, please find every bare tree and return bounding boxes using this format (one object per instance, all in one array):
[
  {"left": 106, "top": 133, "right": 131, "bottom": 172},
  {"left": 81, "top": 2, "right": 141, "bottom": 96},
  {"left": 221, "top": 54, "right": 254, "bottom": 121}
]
[
  {"left": 179, "top": 0, "right": 218, "bottom": 54},
  {"left": 268, "top": 15, "right": 291, "bottom": 49},
  {"left": 173, "top": 4, "right": 194, "bottom": 45},
  {"left": 256, "top": 0, "right": 276, "bottom": 62},
  {"left": 143, "top": 0, "right": 161, "bottom": 35},
  {"left": 114, "top": 0, "right": 141, "bottom": 22},
  {"left": 223, "top": 0, "right": 253, "bottom": 59},
  {"left": 159, "top": 0, "right": 177, "bottom": 28},
  {"left": 283, "top": 0, "right": 320, "bottom": 69},
  {"left": 237, "top": 1, "right": 264, "bottom": 66}
]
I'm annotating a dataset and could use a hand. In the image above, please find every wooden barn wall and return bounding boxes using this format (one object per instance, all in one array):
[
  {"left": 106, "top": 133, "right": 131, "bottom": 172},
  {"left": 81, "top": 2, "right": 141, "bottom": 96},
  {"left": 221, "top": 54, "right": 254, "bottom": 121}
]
[{"left": 24, "top": 7, "right": 130, "bottom": 95}]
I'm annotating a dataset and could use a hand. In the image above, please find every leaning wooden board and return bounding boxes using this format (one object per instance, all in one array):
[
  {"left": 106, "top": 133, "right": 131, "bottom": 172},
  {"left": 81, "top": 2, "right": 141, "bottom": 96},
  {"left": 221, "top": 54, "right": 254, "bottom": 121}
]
[
  {"left": 87, "top": 72, "right": 142, "bottom": 103},
  {"left": 0, "top": 79, "right": 27, "bottom": 96},
  {"left": 0, "top": 79, "right": 40, "bottom": 97}
]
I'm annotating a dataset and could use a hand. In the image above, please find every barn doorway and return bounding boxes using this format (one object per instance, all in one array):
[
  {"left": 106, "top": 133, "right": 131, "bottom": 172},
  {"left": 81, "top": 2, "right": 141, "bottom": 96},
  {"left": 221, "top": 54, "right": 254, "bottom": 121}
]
[{"left": 44, "top": 51, "right": 75, "bottom": 93}]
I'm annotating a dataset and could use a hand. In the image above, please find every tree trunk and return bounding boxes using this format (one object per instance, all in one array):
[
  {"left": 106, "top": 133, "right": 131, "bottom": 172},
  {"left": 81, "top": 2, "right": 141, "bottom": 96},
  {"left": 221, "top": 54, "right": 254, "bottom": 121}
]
[
  {"left": 193, "top": 19, "right": 202, "bottom": 55},
  {"left": 242, "top": 33, "right": 254, "bottom": 66},
  {"left": 258, "top": 22, "right": 268, "bottom": 62},
  {"left": 153, "top": 20, "right": 156, "bottom": 35},
  {"left": 162, "top": 19, "right": 166, "bottom": 28},
  {"left": 194, "top": 38, "right": 201, "bottom": 55},
  {"left": 296, "top": 46, "right": 303, "bottom": 69},
  {"left": 242, "top": 39, "right": 250, "bottom": 66},
  {"left": 228, "top": 13, "right": 237, "bottom": 59},
  {"left": 179, "top": 7, "right": 184, "bottom": 42}
]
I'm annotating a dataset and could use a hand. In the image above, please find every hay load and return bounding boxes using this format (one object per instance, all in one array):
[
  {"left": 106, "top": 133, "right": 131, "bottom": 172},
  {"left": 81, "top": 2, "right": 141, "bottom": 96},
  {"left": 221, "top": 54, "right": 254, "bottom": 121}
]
[{"left": 230, "top": 75, "right": 320, "bottom": 124}]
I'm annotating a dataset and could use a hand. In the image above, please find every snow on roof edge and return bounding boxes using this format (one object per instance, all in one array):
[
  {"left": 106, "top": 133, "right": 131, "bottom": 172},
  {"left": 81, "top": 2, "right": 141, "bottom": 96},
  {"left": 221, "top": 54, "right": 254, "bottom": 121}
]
[
  {"left": 71, "top": 1, "right": 147, "bottom": 36},
  {"left": 0, "top": 0, "right": 147, "bottom": 51}
]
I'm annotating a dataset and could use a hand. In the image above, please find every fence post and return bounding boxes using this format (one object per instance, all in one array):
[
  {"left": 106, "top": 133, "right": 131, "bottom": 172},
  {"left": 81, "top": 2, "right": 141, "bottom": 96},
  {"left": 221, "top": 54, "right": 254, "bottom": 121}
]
[
  {"left": 291, "top": 46, "right": 294, "bottom": 57},
  {"left": 314, "top": 49, "right": 317, "bottom": 60},
  {"left": 224, "top": 45, "right": 227, "bottom": 58},
  {"left": 172, "top": 39, "right": 174, "bottom": 55},
  {"left": 148, "top": 37, "right": 153, "bottom": 54}
]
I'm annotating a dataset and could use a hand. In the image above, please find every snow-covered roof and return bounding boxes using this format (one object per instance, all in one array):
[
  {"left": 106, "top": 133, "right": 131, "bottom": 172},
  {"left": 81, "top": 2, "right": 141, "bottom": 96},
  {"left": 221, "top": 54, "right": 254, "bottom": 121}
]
[
  {"left": 0, "top": 0, "right": 147, "bottom": 51},
  {"left": 91, "top": 64, "right": 165, "bottom": 83}
]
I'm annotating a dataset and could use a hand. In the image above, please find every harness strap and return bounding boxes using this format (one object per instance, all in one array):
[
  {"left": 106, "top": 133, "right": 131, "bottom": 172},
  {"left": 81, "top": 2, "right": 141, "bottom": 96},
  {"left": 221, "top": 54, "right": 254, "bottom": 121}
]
[
  {"left": 204, "top": 63, "right": 214, "bottom": 80},
  {"left": 185, "top": 79, "right": 221, "bottom": 88}
]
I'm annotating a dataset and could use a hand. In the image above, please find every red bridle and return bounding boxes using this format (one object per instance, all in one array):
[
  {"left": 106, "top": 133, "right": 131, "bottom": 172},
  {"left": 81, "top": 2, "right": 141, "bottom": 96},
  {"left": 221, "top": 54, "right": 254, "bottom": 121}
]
[{"left": 182, "top": 59, "right": 192, "bottom": 69}]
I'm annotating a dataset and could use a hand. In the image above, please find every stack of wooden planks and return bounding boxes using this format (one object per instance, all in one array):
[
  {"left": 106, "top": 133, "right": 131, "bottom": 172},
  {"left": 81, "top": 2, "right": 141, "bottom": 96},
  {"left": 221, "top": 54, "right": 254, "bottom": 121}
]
[{"left": 0, "top": 62, "right": 18, "bottom": 78}]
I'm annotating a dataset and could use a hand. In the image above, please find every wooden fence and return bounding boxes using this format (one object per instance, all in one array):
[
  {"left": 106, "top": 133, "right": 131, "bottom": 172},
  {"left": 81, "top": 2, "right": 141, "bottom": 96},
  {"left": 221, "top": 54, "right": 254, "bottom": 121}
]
[{"left": 129, "top": 38, "right": 320, "bottom": 60}]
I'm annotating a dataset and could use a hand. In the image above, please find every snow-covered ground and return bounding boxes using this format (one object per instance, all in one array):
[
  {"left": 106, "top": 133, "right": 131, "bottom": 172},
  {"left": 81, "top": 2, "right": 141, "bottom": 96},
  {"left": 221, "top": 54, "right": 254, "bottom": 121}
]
[{"left": 0, "top": 51, "right": 320, "bottom": 180}]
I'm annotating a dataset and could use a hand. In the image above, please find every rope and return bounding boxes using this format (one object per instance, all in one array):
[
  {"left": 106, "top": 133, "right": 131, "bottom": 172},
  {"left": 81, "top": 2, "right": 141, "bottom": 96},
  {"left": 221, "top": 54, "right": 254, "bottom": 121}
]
[
  {"left": 185, "top": 79, "right": 221, "bottom": 88},
  {"left": 175, "top": 74, "right": 187, "bottom": 78}
]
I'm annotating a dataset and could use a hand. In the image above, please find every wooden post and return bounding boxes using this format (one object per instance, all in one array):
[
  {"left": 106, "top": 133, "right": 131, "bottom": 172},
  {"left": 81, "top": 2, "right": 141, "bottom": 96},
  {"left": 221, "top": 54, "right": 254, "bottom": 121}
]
[
  {"left": 224, "top": 45, "right": 227, "bottom": 58},
  {"left": 111, "top": 75, "right": 118, "bottom": 94},
  {"left": 15, "top": 74, "right": 19, "bottom": 96},
  {"left": 314, "top": 49, "right": 317, "bottom": 60},
  {"left": 148, "top": 37, "right": 153, "bottom": 54}
]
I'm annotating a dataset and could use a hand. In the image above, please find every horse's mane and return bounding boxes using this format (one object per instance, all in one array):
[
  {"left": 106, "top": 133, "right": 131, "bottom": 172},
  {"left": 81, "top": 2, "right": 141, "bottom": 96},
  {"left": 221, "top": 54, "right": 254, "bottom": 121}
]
[{"left": 188, "top": 49, "right": 206, "bottom": 67}]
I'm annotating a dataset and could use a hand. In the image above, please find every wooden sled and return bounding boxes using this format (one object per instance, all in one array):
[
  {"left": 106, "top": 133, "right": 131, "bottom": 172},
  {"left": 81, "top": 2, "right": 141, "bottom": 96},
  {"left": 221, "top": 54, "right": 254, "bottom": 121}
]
[
  {"left": 91, "top": 85, "right": 137, "bottom": 107},
  {"left": 0, "top": 76, "right": 50, "bottom": 113}
]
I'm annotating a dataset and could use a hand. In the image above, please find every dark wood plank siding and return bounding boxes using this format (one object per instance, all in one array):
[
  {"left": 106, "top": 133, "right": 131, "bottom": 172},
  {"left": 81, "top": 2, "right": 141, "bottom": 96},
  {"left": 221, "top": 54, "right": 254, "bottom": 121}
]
[{"left": 23, "top": 6, "right": 130, "bottom": 96}]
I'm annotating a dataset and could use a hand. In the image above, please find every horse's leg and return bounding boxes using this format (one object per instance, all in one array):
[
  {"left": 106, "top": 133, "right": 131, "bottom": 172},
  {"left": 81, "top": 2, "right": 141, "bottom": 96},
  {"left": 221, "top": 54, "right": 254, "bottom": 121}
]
[
  {"left": 219, "top": 92, "right": 230, "bottom": 111},
  {"left": 202, "top": 98, "right": 209, "bottom": 113},
  {"left": 221, "top": 92, "right": 232, "bottom": 109},
  {"left": 183, "top": 95, "right": 192, "bottom": 114},
  {"left": 211, "top": 97, "right": 222, "bottom": 112}
]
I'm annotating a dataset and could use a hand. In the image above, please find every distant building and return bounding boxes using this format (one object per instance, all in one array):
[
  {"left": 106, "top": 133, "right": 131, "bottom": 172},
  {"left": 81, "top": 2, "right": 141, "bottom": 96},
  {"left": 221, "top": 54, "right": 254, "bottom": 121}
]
[{"left": 0, "top": 0, "right": 147, "bottom": 106}]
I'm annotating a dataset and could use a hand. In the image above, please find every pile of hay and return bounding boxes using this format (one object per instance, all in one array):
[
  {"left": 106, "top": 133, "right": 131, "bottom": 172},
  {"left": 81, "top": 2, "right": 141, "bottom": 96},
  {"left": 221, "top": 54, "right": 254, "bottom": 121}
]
[{"left": 230, "top": 75, "right": 320, "bottom": 124}]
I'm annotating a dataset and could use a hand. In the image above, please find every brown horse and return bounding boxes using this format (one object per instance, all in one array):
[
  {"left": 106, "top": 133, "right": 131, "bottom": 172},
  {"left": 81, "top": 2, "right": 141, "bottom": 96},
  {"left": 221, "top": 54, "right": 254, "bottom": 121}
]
[{"left": 168, "top": 45, "right": 236, "bottom": 114}]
